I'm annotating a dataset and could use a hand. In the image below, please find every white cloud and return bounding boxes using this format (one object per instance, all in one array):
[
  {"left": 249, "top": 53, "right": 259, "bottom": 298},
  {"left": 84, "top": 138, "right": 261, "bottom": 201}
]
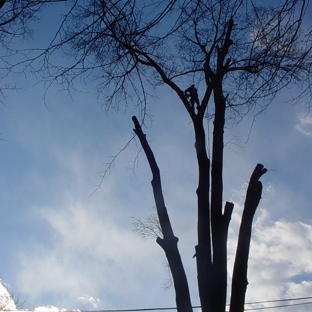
[
  {"left": 295, "top": 113, "right": 312, "bottom": 136},
  {"left": 77, "top": 294, "right": 100, "bottom": 308},
  {"left": 246, "top": 212, "right": 312, "bottom": 305},
  {"left": 34, "top": 306, "right": 74, "bottom": 312},
  {"left": 15, "top": 199, "right": 173, "bottom": 309}
]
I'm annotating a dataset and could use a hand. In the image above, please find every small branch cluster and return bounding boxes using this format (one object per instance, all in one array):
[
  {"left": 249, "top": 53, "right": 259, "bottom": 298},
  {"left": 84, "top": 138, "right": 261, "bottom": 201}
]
[{"left": 132, "top": 207, "right": 163, "bottom": 240}]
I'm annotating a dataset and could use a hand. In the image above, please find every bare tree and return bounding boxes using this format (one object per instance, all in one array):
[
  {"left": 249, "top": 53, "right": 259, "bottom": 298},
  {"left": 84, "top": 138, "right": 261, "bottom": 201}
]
[
  {"left": 0, "top": 0, "right": 66, "bottom": 104},
  {"left": 3, "top": 1, "right": 312, "bottom": 312},
  {"left": 0, "top": 0, "right": 67, "bottom": 46}
]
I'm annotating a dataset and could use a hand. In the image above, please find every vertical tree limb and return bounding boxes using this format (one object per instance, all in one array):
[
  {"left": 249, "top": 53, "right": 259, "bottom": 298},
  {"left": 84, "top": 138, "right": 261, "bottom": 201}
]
[
  {"left": 207, "top": 18, "right": 235, "bottom": 312},
  {"left": 230, "top": 164, "right": 267, "bottom": 312},
  {"left": 132, "top": 116, "right": 192, "bottom": 312},
  {"left": 193, "top": 117, "right": 212, "bottom": 312}
]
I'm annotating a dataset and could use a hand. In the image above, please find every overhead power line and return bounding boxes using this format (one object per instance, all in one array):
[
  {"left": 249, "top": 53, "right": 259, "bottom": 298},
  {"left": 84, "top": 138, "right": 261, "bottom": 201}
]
[
  {"left": 80, "top": 296, "right": 312, "bottom": 312},
  {"left": 244, "top": 301, "right": 312, "bottom": 311},
  {"left": 11, "top": 296, "right": 312, "bottom": 312},
  {"left": 243, "top": 295, "right": 312, "bottom": 311},
  {"left": 245, "top": 295, "right": 312, "bottom": 305}
]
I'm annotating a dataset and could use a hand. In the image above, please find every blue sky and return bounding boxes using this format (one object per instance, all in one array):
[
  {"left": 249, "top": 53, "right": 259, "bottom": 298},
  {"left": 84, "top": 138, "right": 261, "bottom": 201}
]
[{"left": 1, "top": 1, "right": 312, "bottom": 312}]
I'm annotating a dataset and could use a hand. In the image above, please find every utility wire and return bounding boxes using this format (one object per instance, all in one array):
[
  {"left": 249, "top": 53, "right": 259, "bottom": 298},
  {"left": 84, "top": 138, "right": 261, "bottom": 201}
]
[
  {"left": 245, "top": 295, "right": 312, "bottom": 305},
  {"left": 12, "top": 296, "right": 312, "bottom": 312},
  {"left": 242, "top": 295, "right": 312, "bottom": 310},
  {"left": 243, "top": 300, "right": 312, "bottom": 311},
  {"left": 80, "top": 296, "right": 312, "bottom": 312}
]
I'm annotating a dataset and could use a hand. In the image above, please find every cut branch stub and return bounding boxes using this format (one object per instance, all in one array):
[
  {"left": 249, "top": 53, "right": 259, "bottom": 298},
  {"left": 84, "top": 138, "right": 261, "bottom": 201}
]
[
  {"left": 223, "top": 201, "right": 234, "bottom": 222},
  {"left": 244, "top": 163, "right": 267, "bottom": 215}
]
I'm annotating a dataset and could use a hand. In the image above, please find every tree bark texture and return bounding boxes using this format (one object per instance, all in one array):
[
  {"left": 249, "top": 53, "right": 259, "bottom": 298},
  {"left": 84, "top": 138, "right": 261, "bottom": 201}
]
[
  {"left": 132, "top": 116, "right": 193, "bottom": 312},
  {"left": 230, "top": 164, "right": 267, "bottom": 312}
]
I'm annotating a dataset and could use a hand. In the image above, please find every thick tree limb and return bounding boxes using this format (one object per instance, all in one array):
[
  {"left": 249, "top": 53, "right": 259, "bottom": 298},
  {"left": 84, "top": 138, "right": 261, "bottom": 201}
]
[
  {"left": 132, "top": 116, "right": 192, "bottom": 312},
  {"left": 206, "top": 20, "right": 234, "bottom": 312},
  {"left": 192, "top": 117, "right": 212, "bottom": 312},
  {"left": 230, "top": 164, "right": 267, "bottom": 312}
]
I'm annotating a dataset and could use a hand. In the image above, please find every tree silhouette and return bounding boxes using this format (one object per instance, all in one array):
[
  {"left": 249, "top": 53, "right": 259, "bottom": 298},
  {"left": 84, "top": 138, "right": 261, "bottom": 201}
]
[
  {"left": 2, "top": 1, "right": 312, "bottom": 312},
  {"left": 0, "top": 0, "right": 66, "bottom": 42},
  {"left": 0, "top": 0, "right": 66, "bottom": 103}
]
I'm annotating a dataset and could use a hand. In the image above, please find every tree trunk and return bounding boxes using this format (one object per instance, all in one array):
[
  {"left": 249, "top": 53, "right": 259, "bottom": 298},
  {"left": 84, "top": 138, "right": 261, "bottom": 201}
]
[
  {"left": 193, "top": 117, "right": 212, "bottom": 312},
  {"left": 208, "top": 19, "right": 235, "bottom": 312},
  {"left": 210, "top": 86, "right": 227, "bottom": 312}
]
